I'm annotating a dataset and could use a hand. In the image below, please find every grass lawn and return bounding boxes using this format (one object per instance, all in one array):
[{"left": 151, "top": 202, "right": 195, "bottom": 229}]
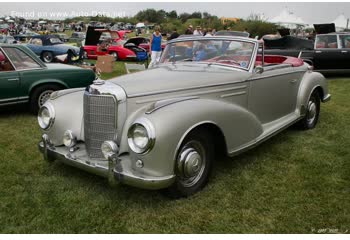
[{"left": 0, "top": 74, "right": 349, "bottom": 233}]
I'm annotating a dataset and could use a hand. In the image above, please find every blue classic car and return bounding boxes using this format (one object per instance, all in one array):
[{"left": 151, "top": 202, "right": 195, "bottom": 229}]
[{"left": 26, "top": 35, "right": 80, "bottom": 63}]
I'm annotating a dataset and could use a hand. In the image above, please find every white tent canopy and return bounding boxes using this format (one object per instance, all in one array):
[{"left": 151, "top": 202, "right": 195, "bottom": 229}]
[
  {"left": 332, "top": 14, "right": 349, "bottom": 30},
  {"left": 269, "top": 9, "right": 305, "bottom": 28}
]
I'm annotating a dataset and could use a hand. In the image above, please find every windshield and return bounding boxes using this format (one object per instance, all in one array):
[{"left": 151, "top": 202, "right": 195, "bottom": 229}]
[
  {"left": 49, "top": 37, "right": 63, "bottom": 44},
  {"left": 160, "top": 38, "right": 255, "bottom": 70}
]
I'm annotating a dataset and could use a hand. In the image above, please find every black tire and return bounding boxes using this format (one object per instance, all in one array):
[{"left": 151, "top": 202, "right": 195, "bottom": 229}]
[
  {"left": 165, "top": 130, "right": 214, "bottom": 198},
  {"left": 41, "top": 51, "right": 54, "bottom": 63},
  {"left": 110, "top": 51, "right": 118, "bottom": 61},
  {"left": 299, "top": 90, "right": 320, "bottom": 130},
  {"left": 30, "top": 84, "right": 63, "bottom": 114}
]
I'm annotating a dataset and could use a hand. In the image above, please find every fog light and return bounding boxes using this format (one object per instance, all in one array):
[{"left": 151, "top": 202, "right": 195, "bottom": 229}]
[
  {"left": 63, "top": 130, "right": 76, "bottom": 147},
  {"left": 101, "top": 141, "right": 119, "bottom": 160}
]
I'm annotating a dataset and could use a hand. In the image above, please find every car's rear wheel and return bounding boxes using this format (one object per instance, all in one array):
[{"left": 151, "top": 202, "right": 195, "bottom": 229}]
[
  {"left": 41, "top": 51, "right": 54, "bottom": 63},
  {"left": 30, "top": 84, "right": 63, "bottom": 114},
  {"left": 110, "top": 51, "right": 118, "bottom": 61},
  {"left": 299, "top": 90, "right": 320, "bottom": 130},
  {"left": 165, "top": 130, "right": 213, "bottom": 198}
]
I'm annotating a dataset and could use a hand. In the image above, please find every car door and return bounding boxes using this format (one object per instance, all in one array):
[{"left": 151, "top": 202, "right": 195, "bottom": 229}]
[
  {"left": 0, "top": 48, "right": 20, "bottom": 105},
  {"left": 313, "top": 34, "right": 345, "bottom": 70},
  {"left": 338, "top": 34, "right": 350, "bottom": 68},
  {"left": 248, "top": 65, "right": 303, "bottom": 124},
  {"left": 2, "top": 46, "right": 44, "bottom": 99}
]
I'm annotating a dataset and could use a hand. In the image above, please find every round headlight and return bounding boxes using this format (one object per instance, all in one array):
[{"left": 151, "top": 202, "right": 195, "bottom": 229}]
[
  {"left": 101, "top": 141, "right": 119, "bottom": 160},
  {"left": 63, "top": 130, "right": 76, "bottom": 147},
  {"left": 38, "top": 102, "right": 55, "bottom": 130},
  {"left": 127, "top": 118, "right": 155, "bottom": 154}
]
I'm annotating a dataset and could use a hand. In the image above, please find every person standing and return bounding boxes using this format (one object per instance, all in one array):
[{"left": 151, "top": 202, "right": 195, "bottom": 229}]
[
  {"left": 149, "top": 26, "right": 162, "bottom": 68},
  {"left": 167, "top": 28, "right": 180, "bottom": 40},
  {"left": 185, "top": 25, "right": 193, "bottom": 35},
  {"left": 193, "top": 26, "right": 203, "bottom": 36}
]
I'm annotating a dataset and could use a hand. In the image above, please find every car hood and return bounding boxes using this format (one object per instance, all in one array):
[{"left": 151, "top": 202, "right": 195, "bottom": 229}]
[{"left": 109, "top": 64, "right": 251, "bottom": 97}]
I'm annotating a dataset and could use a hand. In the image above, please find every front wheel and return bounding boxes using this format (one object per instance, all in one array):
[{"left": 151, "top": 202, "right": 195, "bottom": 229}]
[
  {"left": 299, "top": 90, "right": 320, "bottom": 130},
  {"left": 110, "top": 51, "right": 118, "bottom": 61},
  {"left": 165, "top": 130, "right": 214, "bottom": 198},
  {"left": 30, "top": 84, "right": 63, "bottom": 114}
]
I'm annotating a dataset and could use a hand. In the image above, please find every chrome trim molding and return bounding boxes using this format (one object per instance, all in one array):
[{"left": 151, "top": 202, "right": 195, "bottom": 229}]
[
  {"left": 220, "top": 91, "right": 246, "bottom": 98},
  {"left": 146, "top": 96, "right": 199, "bottom": 114},
  {"left": 130, "top": 83, "right": 247, "bottom": 98}
]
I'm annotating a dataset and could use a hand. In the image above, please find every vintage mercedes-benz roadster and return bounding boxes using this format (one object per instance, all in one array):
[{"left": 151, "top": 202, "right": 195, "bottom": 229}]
[{"left": 38, "top": 36, "right": 331, "bottom": 197}]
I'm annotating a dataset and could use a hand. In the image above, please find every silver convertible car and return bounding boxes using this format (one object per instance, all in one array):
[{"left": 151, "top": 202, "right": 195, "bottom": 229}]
[{"left": 38, "top": 36, "right": 331, "bottom": 197}]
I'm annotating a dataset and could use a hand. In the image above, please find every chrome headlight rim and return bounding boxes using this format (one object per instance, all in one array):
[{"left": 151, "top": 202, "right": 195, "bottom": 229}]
[
  {"left": 127, "top": 118, "right": 155, "bottom": 154},
  {"left": 38, "top": 102, "right": 55, "bottom": 130},
  {"left": 101, "top": 141, "right": 119, "bottom": 160},
  {"left": 63, "top": 130, "right": 77, "bottom": 148}
]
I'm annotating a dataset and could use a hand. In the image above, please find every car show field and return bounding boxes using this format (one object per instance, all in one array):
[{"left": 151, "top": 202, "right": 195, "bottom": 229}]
[{"left": 0, "top": 69, "right": 349, "bottom": 233}]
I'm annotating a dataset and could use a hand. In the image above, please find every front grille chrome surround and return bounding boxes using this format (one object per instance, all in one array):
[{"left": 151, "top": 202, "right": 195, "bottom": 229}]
[{"left": 84, "top": 92, "right": 117, "bottom": 160}]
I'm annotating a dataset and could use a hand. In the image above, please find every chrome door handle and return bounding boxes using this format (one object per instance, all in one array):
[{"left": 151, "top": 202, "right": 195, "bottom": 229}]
[
  {"left": 8, "top": 78, "right": 19, "bottom": 81},
  {"left": 341, "top": 50, "right": 348, "bottom": 53},
  {"left": 315, "top": 50, "right": 322, "bottom": 53},
  {"left": 290, "top": 79, "right": 297, "bottom": 84}
]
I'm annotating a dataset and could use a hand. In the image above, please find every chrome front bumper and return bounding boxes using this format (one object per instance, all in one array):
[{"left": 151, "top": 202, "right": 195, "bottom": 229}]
[
  {"left": 38, "top": 135, "right": 175, "bottom": 190},
  {"left": 322, "top": 94, "right": 331, "bottom": 103}
]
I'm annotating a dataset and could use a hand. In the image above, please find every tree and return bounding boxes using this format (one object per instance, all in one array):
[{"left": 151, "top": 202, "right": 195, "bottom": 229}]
[
  {"left": 166, "top": 10, "right": 178, "bottom": 19},
  {"left": 190, "top": 12, "right": 202, "bottom": 19},
  {"left": 179, "top": 13, "right": 191, "bottom": 23}
]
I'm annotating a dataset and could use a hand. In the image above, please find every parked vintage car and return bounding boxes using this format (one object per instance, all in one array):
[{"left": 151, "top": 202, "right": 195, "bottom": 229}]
[
  {"left": 26, "top": 35, "right": 80, "bottom": 63},
  {"left": 53, "top": 33, "right": 69, "bottom": 42},
  {"left": 0, "top": 44, "right": 95, "bottom": 113},
  {"left": 264, "top": 23, "right": 350, "bottom": 74},
  {"left": 0, "top": 35, "right": 17, "bottom": 44},
  {"left": 83, "top": 27, "right": 147, "bottom": 61},
  {"left": 38, "top": 36, "right": 330, "bottom": 197}
]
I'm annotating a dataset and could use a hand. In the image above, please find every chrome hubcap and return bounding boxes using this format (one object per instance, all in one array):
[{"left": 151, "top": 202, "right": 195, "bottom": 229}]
[
  {"left": 177, "top": 141, "right": 206, "bottom": 187},
  {"left": 43, "top": 53, "right": 53, "bottom": 62},
  {"left": 38, "top": 90, "right": 53, "bottom": 107},
  {"left": 306, "top": 100, "right": 317, "bottom": 124}
]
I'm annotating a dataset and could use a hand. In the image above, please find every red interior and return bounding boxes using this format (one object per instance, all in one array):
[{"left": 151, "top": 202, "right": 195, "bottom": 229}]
[{"left": 255, "top": 55, "right": 304, "bottom": 67}]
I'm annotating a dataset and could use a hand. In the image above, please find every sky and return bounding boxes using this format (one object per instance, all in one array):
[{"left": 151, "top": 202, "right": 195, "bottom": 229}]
[{"left": 0, "top": 2, "right": 350, "bottom": 24}]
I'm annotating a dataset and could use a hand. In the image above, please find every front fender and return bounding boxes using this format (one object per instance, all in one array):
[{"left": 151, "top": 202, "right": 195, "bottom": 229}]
[
  {"left": 296, "top": 71, "right": 329, "bottom": 116},
  {"left": 41, "top": 89, "right": 85, "bottom": 146},
  {"left": 119, "top": 98, "right": 263, "bottom": 177}
]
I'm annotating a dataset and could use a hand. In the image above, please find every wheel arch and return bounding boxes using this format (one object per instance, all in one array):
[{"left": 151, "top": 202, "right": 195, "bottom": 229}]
[
  {"left": 29, "top": 80, "right": 68, "bottom": 99},
  {"left": 173, "top": 121, "right": 228, "bottom": 163}
]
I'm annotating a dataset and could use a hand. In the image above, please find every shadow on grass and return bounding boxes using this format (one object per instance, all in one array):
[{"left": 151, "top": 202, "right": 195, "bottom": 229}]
[
  {"left": 43, "top": 123, "right": 302, "bottom": 203},
  {"left": 0, "top": 103, "right": 33, "bottom": 117}
]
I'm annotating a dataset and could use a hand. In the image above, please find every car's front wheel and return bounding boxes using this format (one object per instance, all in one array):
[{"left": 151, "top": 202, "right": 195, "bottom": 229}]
[
  {"left": 165, "top": 130, "right": 213, "bottom": 198},
  {"left": 41, "top": 51, "right": 54, "bottom": 63},
  {"left": 110, "top": 51, "right": 118, "bottom": 61},
  {"left": 30, "top": 84, "right": 63, "bottom": 114},
  {"left": 299, "top": 90, "right": 321, "bottom": 130}
]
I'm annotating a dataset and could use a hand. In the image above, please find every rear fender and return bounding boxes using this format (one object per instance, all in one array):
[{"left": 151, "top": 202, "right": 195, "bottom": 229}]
[{"left": 296, "top": 71, "right": 328, "bottom": 116}]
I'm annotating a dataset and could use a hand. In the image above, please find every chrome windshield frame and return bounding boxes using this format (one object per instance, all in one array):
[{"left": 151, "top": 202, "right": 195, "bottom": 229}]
[{"left": 161, "top": 36, "right": 259, "bottom": 73}]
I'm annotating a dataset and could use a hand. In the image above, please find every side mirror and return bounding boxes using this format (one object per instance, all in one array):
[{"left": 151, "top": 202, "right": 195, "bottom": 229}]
[{"left": 254, "top": 65, "right": 264, "bottom": 74}]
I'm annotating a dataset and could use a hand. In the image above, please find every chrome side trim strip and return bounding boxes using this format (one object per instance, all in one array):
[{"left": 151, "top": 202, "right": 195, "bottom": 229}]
[
  {"left": 220, "top": 91, "right": 246, "bottom": 98},
  {"left": 145, "top": 96, "right": 199, "bottom": 114},
  {"left": 130, "top": 84, "right": 247, "bottom": 98},
  {"left": 249, "top": 70, "right": 306, "bottom": 81}
]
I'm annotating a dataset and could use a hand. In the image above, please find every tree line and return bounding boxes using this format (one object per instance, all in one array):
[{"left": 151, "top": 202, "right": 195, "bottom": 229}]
[{"left": 63, "top": 9, "right": 278, "bottom": 38}]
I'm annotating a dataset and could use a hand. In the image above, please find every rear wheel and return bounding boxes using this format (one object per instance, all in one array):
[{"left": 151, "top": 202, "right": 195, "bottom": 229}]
[
  {"left": 299, "top": 90, "right": 320, "bottom": 130},
  {"left": 30, "top": 84, "right": 63, "bottom": 114},
  {"left": 41, "top": 51, "right": 54, "bottom": 63},
  {"left": 165, "top": 130, "right": 214, "bottom": 198}
]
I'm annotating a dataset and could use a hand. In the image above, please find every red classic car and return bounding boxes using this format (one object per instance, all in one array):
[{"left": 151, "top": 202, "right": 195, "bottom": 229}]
[{"left": 83, "top": 27, "right": 147, "bottom": 61}]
